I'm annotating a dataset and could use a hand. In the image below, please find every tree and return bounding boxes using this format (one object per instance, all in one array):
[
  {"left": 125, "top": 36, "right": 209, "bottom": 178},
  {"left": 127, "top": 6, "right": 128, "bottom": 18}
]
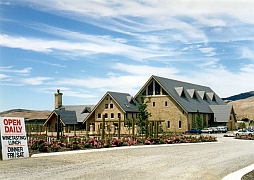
[
  {"left": 137, "top": 95, "right": 151, "bottom": 139},
  {"left": 239, "top": 122, "right": 246, "bottom": 130},
  {"left": 195, "top": 110, "right": 203, "bottom": 130}
]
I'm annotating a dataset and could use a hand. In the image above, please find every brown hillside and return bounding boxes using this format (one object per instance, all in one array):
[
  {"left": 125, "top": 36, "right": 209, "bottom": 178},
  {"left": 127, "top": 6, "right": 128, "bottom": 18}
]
[
  {"left": 228, "top": 96, "right": 254, "bottom": 120},
  {"left": 0, "top": 109, "right": 51, "bottom": 120}
]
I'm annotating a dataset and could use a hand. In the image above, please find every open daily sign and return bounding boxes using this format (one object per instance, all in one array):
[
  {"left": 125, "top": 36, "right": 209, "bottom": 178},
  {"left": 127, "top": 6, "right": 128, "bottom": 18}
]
[{"left": 0, "top": 117, "right": 29, "bottom": 160}]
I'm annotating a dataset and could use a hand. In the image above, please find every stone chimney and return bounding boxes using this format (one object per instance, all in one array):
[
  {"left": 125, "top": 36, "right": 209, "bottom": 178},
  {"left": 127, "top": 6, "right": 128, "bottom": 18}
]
[{"left": 54, "top": 89, "right": 63, "bottom": 109}]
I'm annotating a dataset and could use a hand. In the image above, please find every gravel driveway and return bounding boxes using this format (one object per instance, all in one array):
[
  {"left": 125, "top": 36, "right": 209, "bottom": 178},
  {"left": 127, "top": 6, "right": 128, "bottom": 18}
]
[{"left": 0, "top": 134, "right": 253, "bottom": 180}]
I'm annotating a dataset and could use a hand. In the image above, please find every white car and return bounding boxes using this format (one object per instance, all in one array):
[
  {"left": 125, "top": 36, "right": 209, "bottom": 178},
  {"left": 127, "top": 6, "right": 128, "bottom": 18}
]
[
  {"left": 201, "top": 128, "right": 213, "bottom": 133},
  {"left": 217, "top": 126, "right": 227, "bottom": 133},
  {"left": 233, "top": 129, "right": 254, "bottom": 136}
]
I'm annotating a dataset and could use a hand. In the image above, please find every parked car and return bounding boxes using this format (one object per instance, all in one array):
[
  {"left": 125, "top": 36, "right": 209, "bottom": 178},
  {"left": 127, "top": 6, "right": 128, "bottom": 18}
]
[
  {"left": 209, "top": 127, "right": 219, "bottom": 133},
  {"left": 201, "top": 128, "right": 213, "bottom": 133},
  {"left": 217, "top": 126, "right": 227, "bottom": 133},
  {"left": 233, "top": 129, "right": 254, "bottom": 136},
  {"left": 186, "top": 128, "right": 201, "bottom": 134}
]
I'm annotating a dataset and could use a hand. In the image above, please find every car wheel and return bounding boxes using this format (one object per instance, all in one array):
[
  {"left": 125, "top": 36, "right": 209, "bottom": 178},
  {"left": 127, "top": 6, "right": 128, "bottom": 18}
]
[
  {"left": 248, "top": 134, "right": 252, "bottom": 136},
  {"left": 236, "top": 133, "right": 239, "bottom": 136}
]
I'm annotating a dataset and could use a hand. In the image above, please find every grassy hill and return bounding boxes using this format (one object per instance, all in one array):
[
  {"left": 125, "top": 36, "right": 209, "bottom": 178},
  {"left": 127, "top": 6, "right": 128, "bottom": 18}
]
[{"left": 0, "top": 109, "right": 51, "bottom": 120}]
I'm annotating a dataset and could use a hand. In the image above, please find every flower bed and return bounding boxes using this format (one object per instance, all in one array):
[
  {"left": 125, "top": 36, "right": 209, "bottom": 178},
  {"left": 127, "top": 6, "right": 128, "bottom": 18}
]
[
  {"left": 234, "top": 135, "right": 254, "bottom": 140},
  {"left": 28, "top": 134, "right": 217, "bottom": 156}
]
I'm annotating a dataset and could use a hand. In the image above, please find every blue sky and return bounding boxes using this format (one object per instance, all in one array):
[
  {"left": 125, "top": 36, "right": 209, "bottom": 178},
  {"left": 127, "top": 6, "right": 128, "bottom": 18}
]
[{"left": 0, "top": 0, "right": 254, "bottom": 112}]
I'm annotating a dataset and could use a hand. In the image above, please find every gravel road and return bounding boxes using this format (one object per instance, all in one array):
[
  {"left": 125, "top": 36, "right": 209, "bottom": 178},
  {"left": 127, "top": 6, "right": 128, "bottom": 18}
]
[{"left": 0, "top": 134, "right": 253, "bottom": 180}]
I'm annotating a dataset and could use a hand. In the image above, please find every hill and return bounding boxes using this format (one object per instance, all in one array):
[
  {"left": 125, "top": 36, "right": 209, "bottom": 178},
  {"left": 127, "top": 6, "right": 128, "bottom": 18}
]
[
  {"left": 0, "top": 109, "right": 51, "bottom": 120},
  {"left": 1, "top": 90, "right": 253, "bottom": 121},
  {"left": 227, "top": 96, "right": 254, "bottom": 120},
  {"left": 222, "top": 91, "right": 254, "bottom": 101}
]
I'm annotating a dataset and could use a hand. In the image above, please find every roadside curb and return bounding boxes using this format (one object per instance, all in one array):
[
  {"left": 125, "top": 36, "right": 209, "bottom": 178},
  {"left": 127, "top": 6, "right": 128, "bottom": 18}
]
[
  {"left": 222, "top": 164, "right": 254, "bottom": 180},
  {"left": 31, "top": 141, "right": 219, "bottom": 157}
]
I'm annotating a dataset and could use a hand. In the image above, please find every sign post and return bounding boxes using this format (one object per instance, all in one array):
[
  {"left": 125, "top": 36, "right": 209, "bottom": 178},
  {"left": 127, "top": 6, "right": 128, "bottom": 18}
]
[{"left": 0, "top": 117, "right": 29, "bottom": 160}]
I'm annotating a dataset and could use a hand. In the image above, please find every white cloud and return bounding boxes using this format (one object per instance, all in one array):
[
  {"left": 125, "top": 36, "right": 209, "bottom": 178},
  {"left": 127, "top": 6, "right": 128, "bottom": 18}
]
[
  {"left": 241, "top": 47, "right": 254, "bottom": 61},
  {"left": 0, "top": 74, "right": 10, "bottom": 81},
  {"left": 21, "top": 77, "right": 53, "bottom": 85},
  {"left": 27, "top": 59, "right": 66, "bottom": 68},
  {"left": 0, "top": 66, "right": 32, "bottom": 74}
]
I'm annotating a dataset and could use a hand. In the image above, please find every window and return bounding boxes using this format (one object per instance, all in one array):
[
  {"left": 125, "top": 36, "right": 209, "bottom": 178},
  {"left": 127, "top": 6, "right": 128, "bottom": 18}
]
[
  {"left": 111, "top": 113, "right": 114, "bottom": 118},
  {"left": 110, "top": 104, "right": 113, "bottom": 109},
  {"left": 110, "top": 97, "right": 112, "bottom": 100},
  {"left": 155, "top": 81, "right": 160, "bottom": 95},
  {"left": 179, "top": 121, "right": 182, "bottom": 128},
  {"left": 105, "top": 113, "right": 108, "bottom": 118},
  {"left": 153, "top": 102, "right": 156, "bottom": 107},
  {"left": 105, "top": 104, "right": 108, "bottom": 109},
  {"left": 118, "top": 113, "right": 121, "bottom": 119},
  {"left": 165, "top": 101, "right": 168, "bottom": 106},
  {"left": 98, "top": 113, "right": 101, "bottom": 118},
  {"left": 162, "top": 88, "right": 167, "bottom": 95},
  {"left": 148, "top": 82, "right": 153, "bottom": 95},
  {"left": 167, "top": 121, "right": 170, "bottom": 128},
  {"left": 142, "top": 89, "right": 146, "bottom": 96}
]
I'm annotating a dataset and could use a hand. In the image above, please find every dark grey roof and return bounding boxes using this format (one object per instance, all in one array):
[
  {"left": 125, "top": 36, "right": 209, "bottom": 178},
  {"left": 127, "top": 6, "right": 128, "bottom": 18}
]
[
  {"left": 58, "top": 105, "right": 95, "bottom": 123},
  {"left": 54, "top": 110, "right": 78, "bottom": 125},
  {"left": 152, "top": 75, "right": 226, "bottom": 113},
  {"left": 209, "top": 105, "right": 232, "bottom": 122},
  {"left": 108, "top": 91, "right": 139, "bottom": 112}
]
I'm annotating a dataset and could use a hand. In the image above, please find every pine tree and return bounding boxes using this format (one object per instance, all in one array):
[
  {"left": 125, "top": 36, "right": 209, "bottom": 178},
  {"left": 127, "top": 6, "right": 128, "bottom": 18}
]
[
  {"left": 137, "top": 95, "right": 151, "bottom": 139},
  {"left": 196, "top": 110, "right": 203, "bottom": 130}
]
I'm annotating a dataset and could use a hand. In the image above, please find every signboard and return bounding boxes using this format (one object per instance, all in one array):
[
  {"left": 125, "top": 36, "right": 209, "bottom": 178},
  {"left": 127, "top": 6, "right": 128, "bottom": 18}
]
[{"left": 0, "top": 117, "right": 29, "bottom": 160}]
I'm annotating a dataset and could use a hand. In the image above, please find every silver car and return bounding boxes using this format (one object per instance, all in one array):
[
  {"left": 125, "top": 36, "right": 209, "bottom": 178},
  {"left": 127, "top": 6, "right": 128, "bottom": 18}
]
[{"left": 233, "top": 129, "right": 254, "bottom": 136}]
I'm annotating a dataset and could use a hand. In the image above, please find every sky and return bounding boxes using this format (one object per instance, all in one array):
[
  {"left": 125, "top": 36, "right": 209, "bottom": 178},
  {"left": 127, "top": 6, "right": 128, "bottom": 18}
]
[{"left": 0, "top": 0, "right": 254, "bottom": 112}]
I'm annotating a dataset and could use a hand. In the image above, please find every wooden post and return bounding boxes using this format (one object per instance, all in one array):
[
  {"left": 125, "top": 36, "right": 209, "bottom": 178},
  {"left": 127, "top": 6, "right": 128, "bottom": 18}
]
[
  {"left": 57, "top": 115, "right": 60, "bottom": 140},
  {"left": 118, "top": 116, "right": 121, "bottom": 139},
  {"left": 145, "top": 119, "right": 148, "bottom": 139},
  {"left": 74, "top": 123, "right": 76, "bottom": 136},
  {"left": 132, "top": 118, "right": 135, "bottom": 137},
  {"left": 154, "top": 121, "right": 158, "bottom": 139},
  {"left": 45, "top": 124, "right": 48, "bottom": 141},
  {"left": 102, "top": 115, "right": 105, "bottom": 140},
  {"left": 86, "top": 121, "right": 89, "bottom": 138}
]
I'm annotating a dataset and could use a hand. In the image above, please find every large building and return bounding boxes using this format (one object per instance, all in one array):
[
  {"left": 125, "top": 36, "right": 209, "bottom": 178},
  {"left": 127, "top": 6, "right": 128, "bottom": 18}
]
[
  {"left": 44, "top": 75, "right": 236, "bottom": 135},
  {"left": 133, "top": 75, "right": 236, "bottom": 133}
]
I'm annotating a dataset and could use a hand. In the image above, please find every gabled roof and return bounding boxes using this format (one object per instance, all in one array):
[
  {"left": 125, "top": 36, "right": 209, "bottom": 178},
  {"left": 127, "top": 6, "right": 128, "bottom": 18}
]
[
  {"left": 135, "top": 75, "right": 226, "bottom": 113},
  {"left": 44, "top": 105, "right": 95, "bottom": 126},
  {"left": 83, "top": 91, "right": 139, "bottom": 123},
  {"left": 58, "top": 105, "right": 95, "bottom": 123},
  {"left": 55, "top": 110, "right": 78, "bottom": 125},
  {"left": 108, "top": 91, "right": 139, "bottom": 113},
  {"left": 209, "top": 105, "right": 235, "bottom": 122},
  {"left": 44, "top": 110, "right": 78, "bottom": 126}
]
